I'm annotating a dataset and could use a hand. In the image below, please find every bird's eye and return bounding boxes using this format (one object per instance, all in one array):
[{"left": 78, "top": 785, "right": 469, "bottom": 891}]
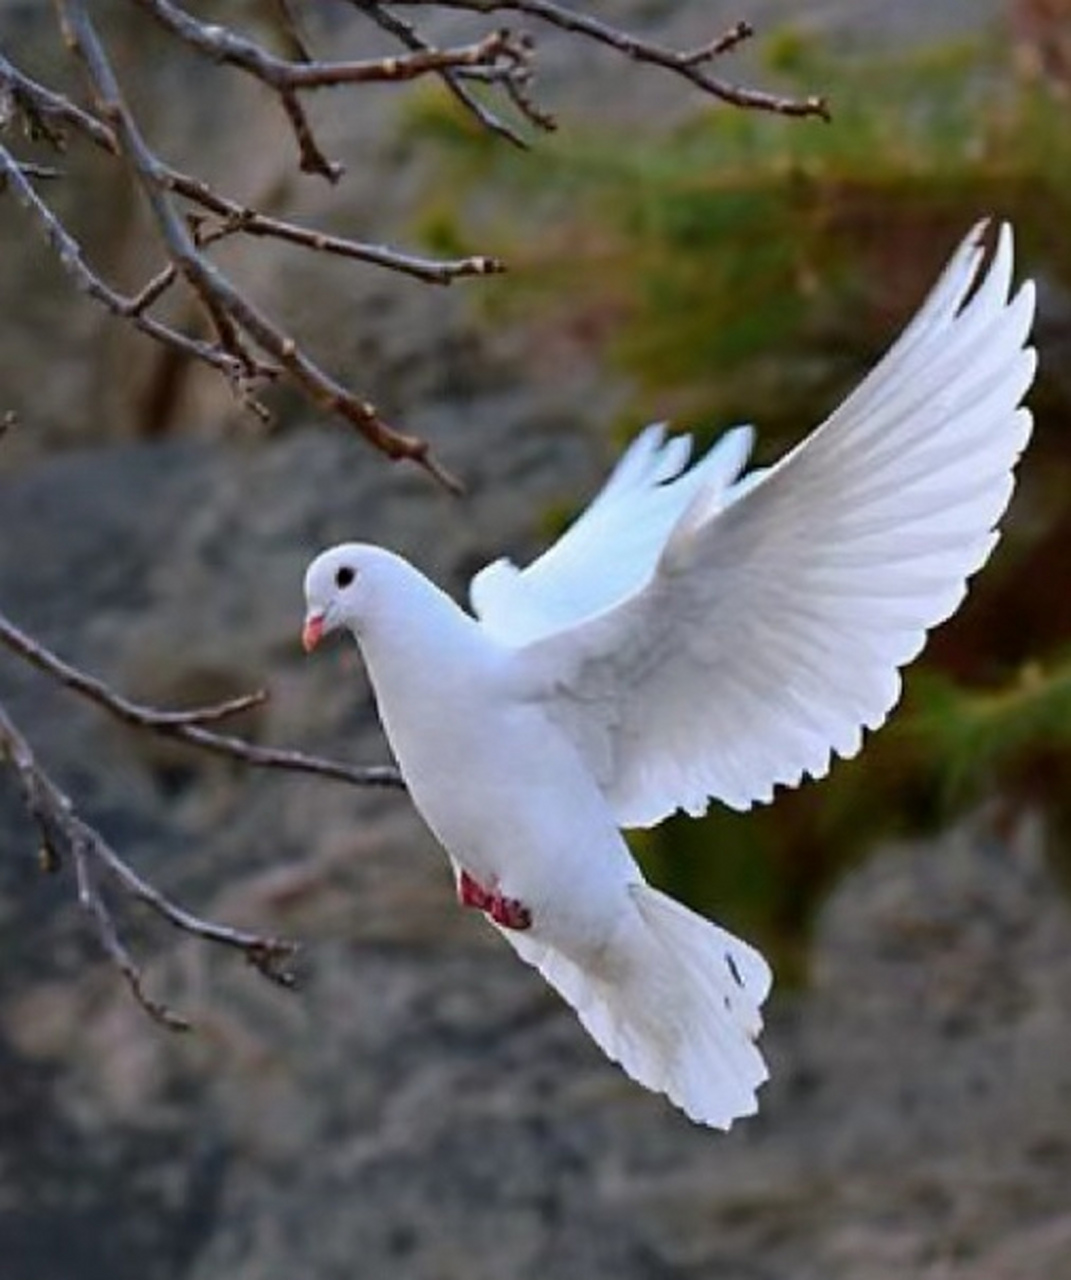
[{"left": 335, "top": 565, "right": 355, "bottom": 589}]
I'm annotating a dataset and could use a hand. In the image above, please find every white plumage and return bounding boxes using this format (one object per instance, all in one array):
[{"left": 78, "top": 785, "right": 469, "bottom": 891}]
[{"left": 302, "top": 223, "right": 1035, "bottom": 1128}]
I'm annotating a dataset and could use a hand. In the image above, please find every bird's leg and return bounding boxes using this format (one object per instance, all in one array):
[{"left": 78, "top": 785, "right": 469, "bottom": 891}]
[
  {"left": 457, "top": 868, "right": 494, "bottom": 912},
  {"left": 456, "top": 869, "right": 532, "bottom": 930},
  {"left": 487, "top": 892, "right": 532, "bottom": 931}
]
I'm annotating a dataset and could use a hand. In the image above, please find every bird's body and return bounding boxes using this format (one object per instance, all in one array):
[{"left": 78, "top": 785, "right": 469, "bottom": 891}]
[
  {"left": 350, "top": 554, "right": 637, "bottom": 953},
  {"left": 303, "top": 223, "right": 1035, "bottom": 1128},
  {"left": 312, "top": 549, "right": 773, "bottom": 1125}
]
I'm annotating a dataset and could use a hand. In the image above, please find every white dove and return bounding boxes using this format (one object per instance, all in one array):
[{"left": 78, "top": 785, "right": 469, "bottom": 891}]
[{"left": 302, "top": 223, "right": 1035, "bottom": 1128}]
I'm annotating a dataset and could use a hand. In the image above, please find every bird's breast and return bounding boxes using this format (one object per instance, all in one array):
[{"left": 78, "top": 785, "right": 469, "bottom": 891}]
[{"left": 375, "top": 676, "right": 636, "bottom": 939}]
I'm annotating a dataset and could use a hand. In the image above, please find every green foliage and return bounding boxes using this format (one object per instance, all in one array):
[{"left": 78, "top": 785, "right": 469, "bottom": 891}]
[
  {"left": 913, "top": 662, "right": 1071, "bottom": 803},
  {"left": 409, "top": 27, "right": 1071, "bottom": 436},
  {"left": 407, "top": 27, "right": 1071, "bottom": 974}
]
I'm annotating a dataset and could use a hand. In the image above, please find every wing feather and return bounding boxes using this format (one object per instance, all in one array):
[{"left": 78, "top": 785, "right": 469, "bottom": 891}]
[
  {"left": 519, "top": 223, "right": 1036, "bottom": 826},
  {"left": 470, "top": 423, "right": 755, "bottom": 645}
]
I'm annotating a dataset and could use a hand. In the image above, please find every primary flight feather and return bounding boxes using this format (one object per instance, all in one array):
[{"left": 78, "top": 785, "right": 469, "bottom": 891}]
[{"left": 302, "top": 222, "right": 1035, "bottom": 1128}]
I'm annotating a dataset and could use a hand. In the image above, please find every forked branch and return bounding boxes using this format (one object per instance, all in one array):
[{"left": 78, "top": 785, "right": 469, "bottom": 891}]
[
  {"left": 0, "top": 609, "right": 404, "bottom": 790},
  {"left": 3, "top": 3, "right": 824, "bottom": 491},
  {"left": 0, "top": 605, "right": 403, "bottom": 1028},
  {"left": 0, "top": 698, "right": 299, "bottom": 1031},
  {"left": 383, "top": 1, "right": 831, "bottom": 120}
]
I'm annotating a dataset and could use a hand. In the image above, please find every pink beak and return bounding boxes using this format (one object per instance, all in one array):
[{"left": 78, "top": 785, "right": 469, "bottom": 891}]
[{"left": 302, "top": 612, "right": 325, "bottom": 653}]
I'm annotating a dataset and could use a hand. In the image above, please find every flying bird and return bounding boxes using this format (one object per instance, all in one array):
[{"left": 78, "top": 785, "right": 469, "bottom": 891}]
[{"left": 302, "top": 223, "right": 1035, "bottom": 1128}]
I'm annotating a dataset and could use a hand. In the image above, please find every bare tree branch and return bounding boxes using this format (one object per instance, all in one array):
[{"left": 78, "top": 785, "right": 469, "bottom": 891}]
[
  {"left": 386, "top": 0, "right": 831, "bottom": 119},
  {"left": 2, "top": 3, "right": 824, "bottom": 495},
  {"left": 57, "top": 0, "right": 465, "bottom": 491},
  {"left": 170, "top": 172, "right": 506, "bottom": 285},
  {"left": 357, "top": 1, "right": 544, "bottom": 145},
  {"left": 136, "top": 0, "right": 529, "bottom": 90},
  {"left": 0, "top": 698, "right": 299, "bottom": 1031},
  {"left": 0, "top": 604, "right": 403, "bottom": 1028},
  {"left": 269, "top": 0, "right": 316, "bottom": 64},
  {"left": 131, "top": 0, "right": 539, "bottom": 178},
  {"left": 0, "top": 138, "right": 257, "bottom": 380},
  {"left": 0, "top": 609, "right": 404, "bottom": 791},
  {"left": 0, "top": 48, "right": 118, "bottom": 153}
]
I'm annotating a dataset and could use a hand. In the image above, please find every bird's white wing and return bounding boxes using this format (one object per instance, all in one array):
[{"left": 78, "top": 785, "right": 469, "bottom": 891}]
[
  {"left": 519, "top": 223, "right": 1036, "bottom": 826},
  {"left": 470, "top": 422, "right": 755, "bottom": 646}
]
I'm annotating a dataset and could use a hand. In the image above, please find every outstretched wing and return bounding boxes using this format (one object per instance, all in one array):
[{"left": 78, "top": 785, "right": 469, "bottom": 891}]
[
  {"left": 520, "top": 223, "right": 1036, "bottom": 826},
  {"left": 470, "top": 423, "right": 755, "bottom": 646}
]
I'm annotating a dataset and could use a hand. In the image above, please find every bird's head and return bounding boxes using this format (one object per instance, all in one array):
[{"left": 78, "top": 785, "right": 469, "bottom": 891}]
[
  {"left": 303, "top": 542, "right": 466, "bottom": 663},
  {"left": 302, "top": 542, "right": 374, "bottom": 651}
]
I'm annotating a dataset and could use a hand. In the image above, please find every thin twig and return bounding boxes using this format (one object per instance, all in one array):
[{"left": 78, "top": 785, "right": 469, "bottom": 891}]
[
  {"left": 134, "top": 0, "right": 528, "bottom": 89},
  {"left": 277, "top": 85, "right": 343, "bottom": 181},
  {"left": 390, "top": 0, "right": 830, "bottom": 119},
  {"left": 492, "top": 40, "right": 556, "bottom": 132},
  {"left": 0, "top": 609, "right": 404, "bottom": 790},
  {"left": 71, "top": 839, "right": 192, "bottom": 1031},
  {"left": 0, "top": 698, "right": 299, "bottom": 1031},
  {"left": 0, "top": 139, "right": 253, "bottom": 380},
  {"left": 126, "top": 261, "right": 180, "bottom": 316},
  {"left": 170, "top": 171, "right": 505, "bottom": 284},
  {"left": 9, "top": 161, "right": 64, "bottom": 181},
  {"left": 270, "top": 0, "right": 316, "bottom": 64},
  {"left": 356, "top": 1, "right": 536, "bottom": 146},
  {"left": 0, "top": 49, "right": 118, "bottom": 154},
  {"left": 683, "top": 21, "right": 755, "bottom": 65},
  {"left": 131, "top": 0, "right": 536, "bottom": 174}
]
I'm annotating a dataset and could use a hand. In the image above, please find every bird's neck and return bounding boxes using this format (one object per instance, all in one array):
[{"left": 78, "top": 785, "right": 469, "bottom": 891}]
[
  {"left": 354, "top": 565, "right": 497, "bottom": 706},
  {"left": 351, "top": 566, "right": 506, "bottom": 785}
]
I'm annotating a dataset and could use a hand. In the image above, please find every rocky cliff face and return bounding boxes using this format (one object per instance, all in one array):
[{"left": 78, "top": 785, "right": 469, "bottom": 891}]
[{"left": 7, "top": 3, "right": 1070, "bottom": 1280}]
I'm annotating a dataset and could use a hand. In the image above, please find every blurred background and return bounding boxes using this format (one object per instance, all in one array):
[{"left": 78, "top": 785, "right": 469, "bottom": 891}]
[{"left": 1, "top": 1, "right": 1070, "bottom": 1277}]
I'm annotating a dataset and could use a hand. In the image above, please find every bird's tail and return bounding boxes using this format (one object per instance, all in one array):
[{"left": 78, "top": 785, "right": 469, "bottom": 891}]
[{"left": 504, "top": 883, "right": 772, "bottom": 1129}]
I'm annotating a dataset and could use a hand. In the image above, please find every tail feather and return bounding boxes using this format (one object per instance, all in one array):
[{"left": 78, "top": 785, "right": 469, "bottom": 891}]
[{"left": 502, "top": 883, "right": 771, "bottom": 1129}]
